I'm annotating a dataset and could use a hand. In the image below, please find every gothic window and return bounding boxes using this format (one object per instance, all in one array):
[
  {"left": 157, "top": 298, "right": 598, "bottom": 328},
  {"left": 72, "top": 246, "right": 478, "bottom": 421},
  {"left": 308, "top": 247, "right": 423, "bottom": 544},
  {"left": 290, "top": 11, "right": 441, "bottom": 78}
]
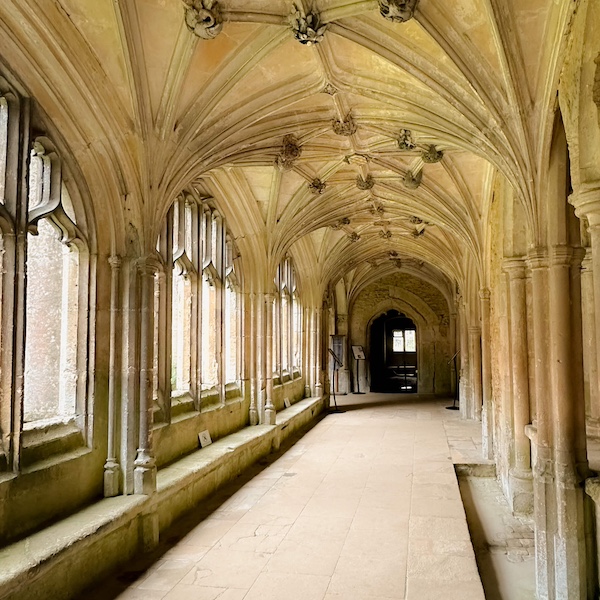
[
  {"left": 274, "top": 257, "right": 301, "bottom": 379},
  {"left": 23, "top": 140, "right": 88, "bottom": 425},
  {"left": 156, "top": 193, "right": 241, "bottom": 414}
]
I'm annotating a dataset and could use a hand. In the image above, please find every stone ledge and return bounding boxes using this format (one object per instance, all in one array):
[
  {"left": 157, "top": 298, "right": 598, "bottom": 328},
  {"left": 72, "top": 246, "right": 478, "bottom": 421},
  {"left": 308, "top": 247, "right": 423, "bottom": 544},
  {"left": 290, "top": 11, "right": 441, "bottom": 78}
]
[{"left": 0, "top": 396, "right": 325, "bottom": 600}]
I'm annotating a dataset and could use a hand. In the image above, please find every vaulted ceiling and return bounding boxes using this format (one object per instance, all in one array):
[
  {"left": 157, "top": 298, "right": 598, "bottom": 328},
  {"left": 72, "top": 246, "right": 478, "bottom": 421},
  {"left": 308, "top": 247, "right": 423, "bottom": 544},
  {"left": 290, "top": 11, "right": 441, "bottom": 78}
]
[{"left": 0, "top": 0, "right": 572, "bottom": 296}]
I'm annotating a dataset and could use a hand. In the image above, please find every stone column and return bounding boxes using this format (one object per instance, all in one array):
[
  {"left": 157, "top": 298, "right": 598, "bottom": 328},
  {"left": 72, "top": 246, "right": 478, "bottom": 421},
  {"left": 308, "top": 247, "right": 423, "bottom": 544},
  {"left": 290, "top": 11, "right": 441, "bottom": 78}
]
[
  {"left": 526, "top": 248, "right": 555, "bottom": 599},
  {"left": 548, "top": 245, "right": 589, "bottom": 600},
  {"left": 480, "top": 289, "right": 493, "bottom": 459},
  {"left": 134, "top": 258, "right": 157, "bottom": 496},
  {"left": 469, "top": 326, "right": 482, "bottom": 421},
  {"left": 587, "top": 224, "right": 600, "bottom": 438},
  {"left": 248, "top": 292, "right": 259, "bottom": 425},
  {"left": 458, "top": 301, "right": 470, "bottom": 418},
  {"left": 581, "top": 249, "right": 600, "bottom": 436},
  {"left": 504, "top": 257, "right": 533, "bottom": 514},
  {"left": 314, "top": 306, "right": 323, "bottom": 398},
  {"left": 304, "top": 306, "right": 311, "bottom": 398},
  {"left": 264, "top": 293, "right": 276, "bottom": 425},
  {"left": 104, "top": 256, "right": 121, "bottom": 497}
]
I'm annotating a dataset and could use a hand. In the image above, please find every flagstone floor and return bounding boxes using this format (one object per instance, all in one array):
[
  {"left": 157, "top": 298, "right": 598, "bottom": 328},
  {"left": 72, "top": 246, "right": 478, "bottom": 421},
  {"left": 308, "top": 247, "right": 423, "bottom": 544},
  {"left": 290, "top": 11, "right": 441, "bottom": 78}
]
[{"left": 83, "top": 393, "right": 487, "bottom": 600}]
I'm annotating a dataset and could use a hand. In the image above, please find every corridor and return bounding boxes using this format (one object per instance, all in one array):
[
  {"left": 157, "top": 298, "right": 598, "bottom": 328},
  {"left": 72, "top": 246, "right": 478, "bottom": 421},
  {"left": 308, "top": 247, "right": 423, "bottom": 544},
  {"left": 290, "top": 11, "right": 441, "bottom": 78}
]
[{"left": 84, "top": 395, "right": 486, "bottom": 600}]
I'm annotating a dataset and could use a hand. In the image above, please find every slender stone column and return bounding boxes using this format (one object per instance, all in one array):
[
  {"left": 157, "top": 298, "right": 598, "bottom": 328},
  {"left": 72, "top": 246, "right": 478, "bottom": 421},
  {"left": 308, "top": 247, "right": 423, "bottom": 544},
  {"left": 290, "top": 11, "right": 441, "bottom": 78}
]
[
  {"left": 248, "top": 292, "right": 259, "bottom": 425},
  {"left": 581, "top": 249, "right": 600, "bottom": 435},
  {"left": 504, "top": 257, "right": 533, "bottom": 514},
  {"left": 264, "top": 293, "right": 276, "bottom": 425},
  {"left": 314, "top": 306, "right": 323, "bottom": 398},
  {"left": 587, "top": 224, "right": 600, "bottom": 438},
  {"left": 458, "top": 301, "right": 470, "bottom": 418},
  {"left": 548, "top": 245, "right": 589, "bottom": 600},
  {"left": 134, "top": 258, "right": 157, "bottom": 495},
  {"left": 104, "top": 256, "right": 121, "bottom": 497},
  {"left": 301, "top": 306, "right": 308, "bottom": 397},
  {"left": 480, "top": 289, "right": 493, "bottom": 459},
  {"left": 469, "top": 326, "right": 482, "bottom": 421}
]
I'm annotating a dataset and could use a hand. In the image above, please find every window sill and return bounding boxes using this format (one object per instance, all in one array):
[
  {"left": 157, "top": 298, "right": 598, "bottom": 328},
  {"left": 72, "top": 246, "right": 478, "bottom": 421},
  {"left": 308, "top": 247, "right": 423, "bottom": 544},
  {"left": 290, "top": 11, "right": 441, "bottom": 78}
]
[{"left": 21, "top": 420, "right": 87, "bottom": 471}]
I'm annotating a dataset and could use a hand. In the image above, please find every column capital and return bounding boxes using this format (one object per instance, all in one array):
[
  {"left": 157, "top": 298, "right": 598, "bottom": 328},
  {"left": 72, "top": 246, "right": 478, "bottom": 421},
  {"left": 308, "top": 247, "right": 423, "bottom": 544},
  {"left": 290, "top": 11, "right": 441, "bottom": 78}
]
[
  {"left": 108, "top": 255, "right": 122, "bottom": 270},
  {"left": 136, "top": 255, "right": 161, "bottom": 276},
  {"left": 503, "top": 256, "right": 526, "bottom": 277},
  {"left": 549, "top": 245, "right": 573, "bottom": 267},
  {"left": 479, "top": 288, "right": 490, "bottom": 300},
  {"left": 526, "top": 247, "right": 548, "bottom": 270},
  {"left": 469, "top": 326, "right": 481, "bottom": 335},
  {"left": 570, "top": 183, "right": 600, "bottom": 225}
]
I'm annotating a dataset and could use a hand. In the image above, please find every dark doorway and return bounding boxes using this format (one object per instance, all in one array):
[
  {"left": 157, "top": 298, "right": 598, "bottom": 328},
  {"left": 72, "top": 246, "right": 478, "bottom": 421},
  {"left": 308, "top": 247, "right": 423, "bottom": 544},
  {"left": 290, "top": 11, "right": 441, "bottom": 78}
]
[{"left": 370, "top": 311, "right": 418, "bottom": 392}]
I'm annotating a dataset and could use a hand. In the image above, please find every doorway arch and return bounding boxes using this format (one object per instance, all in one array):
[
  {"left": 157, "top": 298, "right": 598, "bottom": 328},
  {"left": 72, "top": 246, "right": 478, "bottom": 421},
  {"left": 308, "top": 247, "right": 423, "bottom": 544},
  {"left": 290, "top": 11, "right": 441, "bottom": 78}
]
[{"left": 370, "top": 310, "right": 418, "bottom": 392}]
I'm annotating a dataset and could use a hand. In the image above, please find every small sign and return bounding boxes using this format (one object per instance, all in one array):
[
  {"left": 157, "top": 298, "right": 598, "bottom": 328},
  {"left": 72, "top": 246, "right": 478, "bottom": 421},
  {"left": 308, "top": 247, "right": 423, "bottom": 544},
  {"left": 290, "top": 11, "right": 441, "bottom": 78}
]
[
  {"left": 351, "top": 345, "right": 366, "bottom": 360},
  {"left": 284, "top": 397, "right": 291, "bottom": 408},
  {"left": 198, "top": 430, "right": 212, "bottom": 448}
]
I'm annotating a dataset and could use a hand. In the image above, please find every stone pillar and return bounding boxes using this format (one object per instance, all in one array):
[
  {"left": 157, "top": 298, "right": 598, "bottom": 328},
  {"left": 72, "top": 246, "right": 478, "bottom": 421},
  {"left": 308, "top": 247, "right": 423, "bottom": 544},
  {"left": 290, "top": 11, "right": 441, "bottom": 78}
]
[
  {"left": 581, "top": 249, "right": 600, "bottom": 436},
  {"left": 264, "top": 293, "right": 276, "bottom": 425},
  {"left": 248, "top": 292, "right": 259, "bottom": 425},
  {"left": 304, "top": 306, "right": 312, "bottom": 397},
  {"left": 458, "top": 301, "right": 470, "bottom": 418},
  {"left": 133, "top": 258, "right": 157, "bottom": 496},
  {"left": 314, "top": 306, "right": 323, "bottom": 398},
  {"left": 504, "top": 257, "right": 533, "bottom": 514},
  {"left": 527, "top": 248, "right": 555, "bottom": 600},
  {"left": 480, "top": 288, "right": 494, "bottom": 459},
  {"left": 588, "top": 224, "right": 600, "bottom": 438},
  {"left": 549, "top": 246, "right": 589, "bottom": 600},
  {"left": 104, "top": 256, "right": 121, "bottom": 497},
  {"left": 469, "top": 326, "right": 482, "bottom": 421}
]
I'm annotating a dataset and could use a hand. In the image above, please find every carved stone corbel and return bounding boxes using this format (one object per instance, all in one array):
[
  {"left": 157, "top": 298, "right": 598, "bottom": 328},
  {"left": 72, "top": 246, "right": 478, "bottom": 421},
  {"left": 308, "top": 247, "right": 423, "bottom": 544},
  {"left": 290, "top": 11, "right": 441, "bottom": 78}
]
[
  {"left": 421, "top": 145, "right": 444, "bottom": 163},
  {"left": 333, "top": 115, "right": 357, "bottom": 136},
  {"left": 184, "top": 0, "right": 223, "bottom": 40},
  {"left": 276, "top": 134, "right": 302, "bottom": 170},
  {"left": 378, "top": 0, "right": 418, "bottom": 23},
  {"left": 289, "top": 3, "right": 327, "bottom": 46},
  {"left": 397, "top": 128, "right": 416, "bottom": 150},
  {"left": 403, "top": 170, "right": 422, "bottom": 189},
  {"left": 356, "top": 174, "right": 375, "bottom": 190},
  {"left": 309, "top": 178, "right": 327, "bottom": 194}
]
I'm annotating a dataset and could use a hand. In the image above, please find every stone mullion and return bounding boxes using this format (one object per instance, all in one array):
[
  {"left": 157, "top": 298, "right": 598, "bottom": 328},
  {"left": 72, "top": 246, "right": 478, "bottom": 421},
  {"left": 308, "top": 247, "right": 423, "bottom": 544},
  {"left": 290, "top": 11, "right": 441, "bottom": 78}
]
[
  {"left": 189, "top": 201, "right": 200, "bottom": 403},
  {"left": 588, "top": 224, "right": 600, "bottom": 436},
  {"left": 504, "top": 257, "right": 533, "bottom": 515}
]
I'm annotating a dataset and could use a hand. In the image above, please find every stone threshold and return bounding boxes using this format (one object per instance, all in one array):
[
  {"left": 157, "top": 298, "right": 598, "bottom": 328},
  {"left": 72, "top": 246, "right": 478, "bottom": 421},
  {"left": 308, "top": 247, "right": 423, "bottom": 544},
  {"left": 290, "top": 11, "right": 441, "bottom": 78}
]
[{"left": 0, "top": 396, "right": 325, "bottom": 600}]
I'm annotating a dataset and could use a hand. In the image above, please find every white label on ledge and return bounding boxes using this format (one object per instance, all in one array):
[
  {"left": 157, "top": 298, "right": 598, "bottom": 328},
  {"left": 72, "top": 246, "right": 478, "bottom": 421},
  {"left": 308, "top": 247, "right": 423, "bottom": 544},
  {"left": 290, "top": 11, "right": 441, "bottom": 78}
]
[
  {"left": 284, "top": 397, "right": 291, "bottom": 408},
  {"left": 198, "top": 430, "right": 212, "bottom": 447}
]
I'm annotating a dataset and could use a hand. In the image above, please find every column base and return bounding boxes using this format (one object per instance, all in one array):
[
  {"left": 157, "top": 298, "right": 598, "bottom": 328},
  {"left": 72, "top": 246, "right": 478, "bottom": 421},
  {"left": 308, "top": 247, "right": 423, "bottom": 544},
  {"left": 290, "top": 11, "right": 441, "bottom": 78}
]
[
  {"left": 103, "top": 459, "right": 120, "bottom": 497},
  {"left": 509, "top": 468, "right": 534, "bottom": 516},
  {"left": 133, "top": 450, "right": 157, "bottom": 495},
  {"left": 249, "top": 407, "right": 259, "bottom": 426},
  {"left": 264, "top": 406, "right": 276, "bottom": 425}
]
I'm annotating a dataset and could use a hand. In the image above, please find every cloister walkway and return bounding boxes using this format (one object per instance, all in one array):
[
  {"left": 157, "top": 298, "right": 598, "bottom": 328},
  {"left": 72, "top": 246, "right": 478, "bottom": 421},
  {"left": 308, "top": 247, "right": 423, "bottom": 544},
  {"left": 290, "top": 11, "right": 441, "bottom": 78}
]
[{"left": 84, "top": 394, "right": 486, "bottom": 600}]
